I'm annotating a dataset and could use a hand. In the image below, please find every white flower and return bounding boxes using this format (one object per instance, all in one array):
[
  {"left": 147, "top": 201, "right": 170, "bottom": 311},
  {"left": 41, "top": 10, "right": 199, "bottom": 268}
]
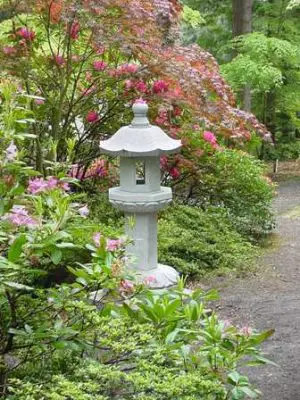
[
  {"left": 78, "top": 205, "right": 89, "bottom": 218},
  {"left": 5, "top": 141, "right": 18, "bottom": 162}
]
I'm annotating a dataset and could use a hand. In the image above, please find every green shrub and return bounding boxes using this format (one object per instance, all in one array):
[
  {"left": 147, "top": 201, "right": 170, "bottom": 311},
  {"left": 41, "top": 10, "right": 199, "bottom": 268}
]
[
  {"left": 158, "top": 204, "right": 255, "bottom": 277},
  {"left": 176, "top": 149, "right": 275, "bottom": 238},
  {"left": 7, "top": 286, "right": 274, "bottom": 400},
  {"left": 263, "top": 140, "right": 300, "bottom": 161}
]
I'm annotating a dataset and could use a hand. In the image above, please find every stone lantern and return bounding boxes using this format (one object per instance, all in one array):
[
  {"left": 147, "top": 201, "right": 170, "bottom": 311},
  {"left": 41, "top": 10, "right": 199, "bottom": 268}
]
[{"left": 100, "top": 101, "right": 182, "bottom": 288}]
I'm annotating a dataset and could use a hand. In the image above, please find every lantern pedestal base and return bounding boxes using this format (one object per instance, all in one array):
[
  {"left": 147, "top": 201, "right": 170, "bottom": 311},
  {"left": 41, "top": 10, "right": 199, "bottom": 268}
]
[{"left": 138, "top": 264, "right": 179, "bottom": 289}]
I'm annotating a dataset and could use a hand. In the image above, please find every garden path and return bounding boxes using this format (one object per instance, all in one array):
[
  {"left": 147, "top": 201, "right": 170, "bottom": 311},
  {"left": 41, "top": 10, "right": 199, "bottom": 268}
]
[{"left": 205, "top": 178, "right": 300, "bottom": 400}]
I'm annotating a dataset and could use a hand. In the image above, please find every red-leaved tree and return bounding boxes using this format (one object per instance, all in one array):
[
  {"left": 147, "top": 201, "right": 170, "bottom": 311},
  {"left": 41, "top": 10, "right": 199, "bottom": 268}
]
[{"left": 0, "top": 0, "right": 270, "bottom": 179}]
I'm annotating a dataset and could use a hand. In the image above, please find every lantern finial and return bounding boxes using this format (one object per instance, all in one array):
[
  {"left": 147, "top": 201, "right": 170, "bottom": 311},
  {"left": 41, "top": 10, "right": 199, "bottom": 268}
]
[{"left": 131, "top": 100, "right": 150, "bottom": 127}]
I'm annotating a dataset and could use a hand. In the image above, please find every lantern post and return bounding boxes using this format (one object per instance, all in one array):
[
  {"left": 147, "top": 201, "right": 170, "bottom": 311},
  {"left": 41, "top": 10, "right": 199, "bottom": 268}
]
[{"left": 100, "top": 101, "right": 181, "bottom": 288}]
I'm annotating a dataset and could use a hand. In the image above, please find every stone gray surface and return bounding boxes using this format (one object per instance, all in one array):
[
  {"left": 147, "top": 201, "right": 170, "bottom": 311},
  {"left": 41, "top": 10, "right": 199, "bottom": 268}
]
[
  {"left": 100, "top": 102, "right": 181, "bottom": 288},
  {"left": 100, "top": 102, "right": 181, "bottom": 157}
]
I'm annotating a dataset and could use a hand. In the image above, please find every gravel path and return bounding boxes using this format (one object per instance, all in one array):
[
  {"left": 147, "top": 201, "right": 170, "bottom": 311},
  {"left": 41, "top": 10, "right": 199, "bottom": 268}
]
[{"left": 207, "top": 179, "right": 300, "bottom": 400}]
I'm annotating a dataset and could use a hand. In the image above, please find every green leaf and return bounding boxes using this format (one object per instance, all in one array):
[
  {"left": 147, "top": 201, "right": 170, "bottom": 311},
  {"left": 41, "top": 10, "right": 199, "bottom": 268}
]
[
  {"left": 8, "top": 234, "right": 27, "bottom": 262},
  {"left": 227, "top": 371, "right": 241, "bottom": 385},
  {"left": 247, "top": 355, "right": 278, "bottom": 367},
  {"left": 250, "top": 329, "right": 275, "bottom": 345},
  {"left": 8, "top": 184, "right": 25, "bottom": 196},
  {"left": 239, "top": 387, "right": 258, "bottom": 398},
  {"left": 4, "top": 281, "right": 34, "bottom": 291},
  {"left": 50, "top": 249, "right": 63, "bottom": 265},
  {"left": 56, "top": 242, "right": 77, "bottom": 249},
  {"left": 165, "top": 329, "right": 180, "bottom": 344}
]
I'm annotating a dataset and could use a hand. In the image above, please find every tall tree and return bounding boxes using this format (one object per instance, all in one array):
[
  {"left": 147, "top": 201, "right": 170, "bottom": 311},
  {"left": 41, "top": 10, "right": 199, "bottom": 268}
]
[{"left": 232, "top": 0, "right": 254, "bottom": 111}]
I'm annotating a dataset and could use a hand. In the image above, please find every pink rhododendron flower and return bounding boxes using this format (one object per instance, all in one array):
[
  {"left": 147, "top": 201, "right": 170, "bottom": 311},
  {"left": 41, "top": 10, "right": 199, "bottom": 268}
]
[
  {"left": 170, "top": 167, "right": 180, "bottom": 179},
  {"left": 28, "top": 177, "right": 68, "bottom": 194},
  {"left": 203, "top": 131, "right": 217, "bottom": 144},
  {"left": 47, "top": 176, "right": 59, "bottom": 189},
  {"left": 116, "top": 63, "right": 139, "bottom": 75},
  {"left": 86, "top": 159, "right": 108, "bottom": 178},
  {"left": 93, "top": 232, "right": 101, "bottom": 247},
  {"left": 125, "top": 80, "right": 134, "bottom": 90},
  {"left": 120, "top": 279, "right": 134, "bottom": 292},
  {"left": 86, "top": 111, "right": 99, "bottom": 123},
  {"left": 160, "top": 155, "right": 169, "bottom": 169},
  {"left": 59, "top": 182, "right": 70, "bottom": 191},
  {"left": 28, "top": 178, "right": 49, "bottom": 194},
  {"left": 70, "top": 20, "right": 80, "bottom": 40},
  {"left": 3, "top": 205, "right": 37, "bottom": 227},
  {"left": 68, "top": 164, "right": 84, "bottom": 180},
  {"left": 54, "top": 55, "right": 65, "bottom": 66},
  {"left": 3, "top": 46, "right": 17, "bottom": 56},
  {"left": 93, "top": 60, "right": 107, "bottom": 71},
  {"left": 127, "top": 64, "right": 139, "bottom": 73},
  {"left": 135, "top": 81, "right": 148, "bottom": 93},
  {"left": 155, "top": 109, "right": 169, "bottom": 126},
  {"left": 5, "top": 142, "right": 18, "bottom": 162},
  {"left": 106, "top": 239, "right": 123, "bottom": 252},
  {"left": 153, "top": 80, "right": 169, "bottom": 93},
  {"left": 78, "top": 205, "right": 89, "bottom": 218},
  {"left": 34, "top": 98, "right": 45, "bottom": 105},
  {"left": 17, "top": 27, "right": 35, "bottom": 41}
]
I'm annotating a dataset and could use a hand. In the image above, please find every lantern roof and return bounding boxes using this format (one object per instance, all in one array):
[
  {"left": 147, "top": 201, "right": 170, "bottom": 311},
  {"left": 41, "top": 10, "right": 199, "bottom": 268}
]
[{"left": 99, "top": 101, "right": 182, "bottom": 157}]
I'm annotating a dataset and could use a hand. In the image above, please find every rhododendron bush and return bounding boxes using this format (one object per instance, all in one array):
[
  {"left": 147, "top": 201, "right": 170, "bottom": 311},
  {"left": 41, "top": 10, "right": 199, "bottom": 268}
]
[{"left": 0, "top": 0, "right": 271, "bottom": 179}]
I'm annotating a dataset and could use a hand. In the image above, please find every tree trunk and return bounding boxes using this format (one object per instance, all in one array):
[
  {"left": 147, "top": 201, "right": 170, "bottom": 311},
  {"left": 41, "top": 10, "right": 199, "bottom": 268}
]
[{"left": 232, "top": 0, "right": 253, "bottom": 112}]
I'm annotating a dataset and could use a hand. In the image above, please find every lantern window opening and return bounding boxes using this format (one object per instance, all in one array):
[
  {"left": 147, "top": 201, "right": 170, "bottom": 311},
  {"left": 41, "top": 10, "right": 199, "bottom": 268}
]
[{"left": 136, "top": 161, "right": 146, "bottom": 185}]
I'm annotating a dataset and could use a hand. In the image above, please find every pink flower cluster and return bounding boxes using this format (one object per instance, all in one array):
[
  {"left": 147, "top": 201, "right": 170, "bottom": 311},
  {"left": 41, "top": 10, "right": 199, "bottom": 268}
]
[
  {"left": 155, "top": 109, "right": 169, "bottom": 126},
  {"left": 86, "top": 110, "right": 100, "bottom": 123},
  {"left": 3, "top": 205, "right": 37, "bottom": 227},
  {"left": 120, "top": 279, "right": 134, "bottom": 293},
  {"left": 117, "top": 63, "right": 139, "bottom": 75},
  {"left": 70, "top": 21, "right": 80, "bottom": 40},
  {"left": 93, "top": 233, "right": 123, "bottom": 252},
  {"left": 109, "top": 63, "right": 139, "bottom": 77},
  {"left": 153, "top": 80, "right": 169, "bottom": 94},
  {"left": 28, "top": 177, "right": 69, "bottom": 195},
  {"left": 160, "top": 155, "right": 181, "bottom": 180},
  {"left": 17, "top": 27, "right": 35, "bottom": 42},
  {"left": 54, "top": 55, "right": 66, "bottom": 66},
  {"left": 86, "top": 159, "right": 108, "bottom": 178},
  {"left": 203, "top": 131, "right": 219, "bottom": 149},
  {"left": 124, "top": 79, "right": 148, "bottom": 94},
  {"left": 93, "top": 60, "right": 107, "bottom": 71},
  {"left": 69, "top": 159, "right": 108, "bottom": 180}
]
